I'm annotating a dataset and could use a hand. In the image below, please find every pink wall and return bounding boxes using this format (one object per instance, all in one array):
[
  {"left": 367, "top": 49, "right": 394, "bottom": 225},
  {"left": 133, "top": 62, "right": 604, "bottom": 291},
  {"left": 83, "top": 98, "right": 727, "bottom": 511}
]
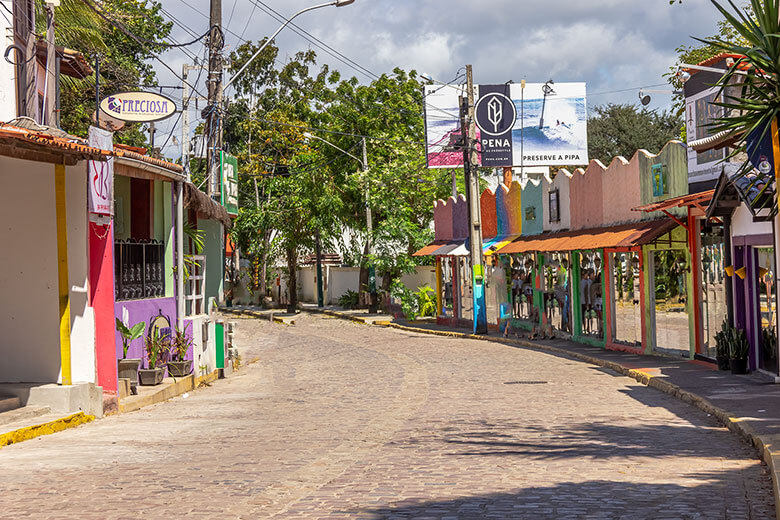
[
  {"left": 601, "top": 155, "right": 642, "bottom": 226},
  {"left": 434, "top": 197, "right": 454, "bottom": 241},
  {"left": 452, "top": 194, "right": 468, "bottom": 239},
  {"left": 569, "top": 162, "right": 605, "bottom": 230}
]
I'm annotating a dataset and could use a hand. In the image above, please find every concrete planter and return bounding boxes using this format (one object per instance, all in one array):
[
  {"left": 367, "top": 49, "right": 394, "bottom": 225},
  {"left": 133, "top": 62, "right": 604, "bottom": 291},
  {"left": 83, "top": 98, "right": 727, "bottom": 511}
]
[
  {"left": 118, "top": 358, "right": 142, "bottom": 389},
  {"left": 138, "top": 368, "right": 164, "bottom": 386},
  {"left": 730, "top": 358, "right": 748, "bottom": 375},
  {"left": 167, "top": 360, "right": 193, "bottom": 377}
]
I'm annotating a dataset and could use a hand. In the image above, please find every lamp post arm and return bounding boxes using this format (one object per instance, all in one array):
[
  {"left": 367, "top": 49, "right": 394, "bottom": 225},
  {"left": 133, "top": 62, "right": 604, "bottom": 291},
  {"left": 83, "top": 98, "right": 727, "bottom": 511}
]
[{"left": 224, "top": 1, "right": 338, "bottom": 91}]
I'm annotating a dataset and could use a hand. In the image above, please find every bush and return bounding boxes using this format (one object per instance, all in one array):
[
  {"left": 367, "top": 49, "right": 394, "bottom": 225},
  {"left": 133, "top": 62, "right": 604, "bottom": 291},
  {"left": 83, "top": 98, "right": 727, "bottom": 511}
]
[
  {"left": 338, "top": 289, "right": 360, "bottom": 309},
  {"left": 391, "top": 281, "right": 436, "bottom": 320}
]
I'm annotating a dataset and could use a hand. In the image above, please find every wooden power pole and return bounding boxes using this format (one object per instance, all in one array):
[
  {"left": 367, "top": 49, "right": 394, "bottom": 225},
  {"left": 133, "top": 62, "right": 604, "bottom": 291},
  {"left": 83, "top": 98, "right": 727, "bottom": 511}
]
[
  {"left": 461, "top": 64, "right": 487, "bottom": 334},
  {"left": 206, "top": 0, "right": 223, "bottom": 198}
]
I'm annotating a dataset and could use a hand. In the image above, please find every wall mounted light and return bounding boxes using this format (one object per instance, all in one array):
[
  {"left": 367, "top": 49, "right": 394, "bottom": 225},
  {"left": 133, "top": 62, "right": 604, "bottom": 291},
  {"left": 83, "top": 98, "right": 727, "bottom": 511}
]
[
  {"left": 735, "top": 266, "right": 747, "bottom": 279},
  {"left": 725, "top": 265, "right": 735, "bottom": 277}
]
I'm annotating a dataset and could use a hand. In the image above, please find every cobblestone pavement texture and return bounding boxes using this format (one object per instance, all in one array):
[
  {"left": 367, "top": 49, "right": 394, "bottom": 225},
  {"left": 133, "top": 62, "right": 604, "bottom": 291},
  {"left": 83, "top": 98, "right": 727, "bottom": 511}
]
[{"left": 0, "top": 313, "right": 774, "bottom": 519}]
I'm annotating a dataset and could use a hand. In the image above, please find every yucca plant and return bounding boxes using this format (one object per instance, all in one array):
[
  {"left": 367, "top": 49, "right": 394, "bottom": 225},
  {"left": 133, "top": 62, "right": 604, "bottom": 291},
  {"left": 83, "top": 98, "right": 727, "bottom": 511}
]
[{"left": 703, "top": 0, "right": 780, "bottom": 211}]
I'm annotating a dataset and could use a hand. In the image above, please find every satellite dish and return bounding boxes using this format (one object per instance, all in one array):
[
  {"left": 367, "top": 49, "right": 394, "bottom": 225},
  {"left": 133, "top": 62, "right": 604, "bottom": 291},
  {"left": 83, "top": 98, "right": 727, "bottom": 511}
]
[{"left": 638, "top": 90, "right": 651, "bottom": 106}]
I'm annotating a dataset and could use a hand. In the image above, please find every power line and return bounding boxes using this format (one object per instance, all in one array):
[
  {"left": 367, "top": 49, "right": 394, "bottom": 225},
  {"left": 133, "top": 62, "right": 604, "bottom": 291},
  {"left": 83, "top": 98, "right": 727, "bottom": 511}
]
[
  {"left": 80, "top": 0, "right": 208, "bottom": 100},
  {"left": 248, "top": 116, "right": 426, "bottom": 146},
  {"left": 248, "top": 0, "right": 379, "bottom": 81}
]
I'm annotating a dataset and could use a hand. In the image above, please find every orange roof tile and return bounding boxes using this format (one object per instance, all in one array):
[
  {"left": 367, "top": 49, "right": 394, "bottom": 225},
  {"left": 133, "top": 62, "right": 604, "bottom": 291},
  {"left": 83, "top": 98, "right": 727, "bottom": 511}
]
[
  {"left": 632, "top": 190, "right": 714, "bottom": 213},
  {"left": 496, "top": 219, "right": 677, "bottom": 255},
  {"left": 0, "top": 123, "right": 183, "bottom": 173}
]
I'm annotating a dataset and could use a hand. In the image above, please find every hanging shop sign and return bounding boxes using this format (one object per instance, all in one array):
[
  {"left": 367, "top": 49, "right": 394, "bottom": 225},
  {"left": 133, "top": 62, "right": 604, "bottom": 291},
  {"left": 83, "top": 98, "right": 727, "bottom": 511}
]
[
  {"left": 99, "top": 91, "right": 176, "bottom": 123},
  {"left": 88, "top": 125, "right": 114, "bottom": 216},
  {"left": 220, "top": 151, "right": 239, "bottom": 217},
  {"left": 424, "top": 82, "right": 589, "bottom": 168}
]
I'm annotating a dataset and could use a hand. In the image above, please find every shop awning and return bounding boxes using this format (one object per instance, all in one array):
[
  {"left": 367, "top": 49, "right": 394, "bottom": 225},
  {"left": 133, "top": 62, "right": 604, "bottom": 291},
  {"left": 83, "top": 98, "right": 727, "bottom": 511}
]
[
  {"left": 412, "top": 239, "right": 469, "bottom": 257},
  {"left": 483, "top": 234, "right": 520, "bottom": 256},
  {"left": 495, "top": 219, "right": 677, "bottom": 255}
]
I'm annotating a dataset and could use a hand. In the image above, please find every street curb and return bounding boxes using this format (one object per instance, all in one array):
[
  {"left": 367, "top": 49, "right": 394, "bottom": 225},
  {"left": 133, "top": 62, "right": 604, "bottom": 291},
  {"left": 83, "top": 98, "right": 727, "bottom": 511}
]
[
  {"left": 118, "top": 370, "right": 220, "bottom": 414},
  {"left": 0, "top": 412, "right": 95, "bottom": 448},
  {"left": 309, "top": 310, "right": 780, "bottom": 518}
]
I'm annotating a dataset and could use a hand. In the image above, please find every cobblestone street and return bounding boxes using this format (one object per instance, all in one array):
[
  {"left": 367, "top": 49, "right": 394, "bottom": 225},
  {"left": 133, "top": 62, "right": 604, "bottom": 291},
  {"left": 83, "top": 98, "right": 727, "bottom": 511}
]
[{"left": 0, "top": 313, "right": 774, "bottom": 519}]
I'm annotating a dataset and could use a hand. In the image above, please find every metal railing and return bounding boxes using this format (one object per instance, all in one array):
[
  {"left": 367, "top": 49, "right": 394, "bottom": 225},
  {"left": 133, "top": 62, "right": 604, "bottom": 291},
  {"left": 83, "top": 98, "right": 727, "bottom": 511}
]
[{"left": 115, "top": 239, "right": 165, "bottom": 301}]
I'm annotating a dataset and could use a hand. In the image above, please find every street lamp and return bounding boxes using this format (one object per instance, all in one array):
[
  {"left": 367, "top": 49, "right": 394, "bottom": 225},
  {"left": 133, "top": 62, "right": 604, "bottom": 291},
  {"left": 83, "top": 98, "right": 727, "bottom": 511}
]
[
  {"left": 303, "top": 133, "right": 377, "bottom": 312},
  {"left": 224, "top": 0, "right": 356, "bottom": 92}
]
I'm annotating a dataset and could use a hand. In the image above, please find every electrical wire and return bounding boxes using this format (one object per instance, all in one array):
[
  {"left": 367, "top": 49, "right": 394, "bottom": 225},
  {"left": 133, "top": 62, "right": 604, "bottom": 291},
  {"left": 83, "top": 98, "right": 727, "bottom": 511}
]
[
  {"left": 79, "top": 0, "right": 208, "bottom": 100},
  {"left": 248, "top": 0, "right": 379, "bottom": 81},
  {"left": 248, "top": 116, "right": 425, "bottom": 146},
  {"left": 81, "top": 0, "right": 213, "bottom": 49}
]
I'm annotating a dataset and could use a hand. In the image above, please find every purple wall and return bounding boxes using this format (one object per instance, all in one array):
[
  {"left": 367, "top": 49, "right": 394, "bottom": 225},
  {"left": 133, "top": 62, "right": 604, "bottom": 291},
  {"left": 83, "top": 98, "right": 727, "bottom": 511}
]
[{"left": 115, "top": 297, "right": 178, "bottom": 368}]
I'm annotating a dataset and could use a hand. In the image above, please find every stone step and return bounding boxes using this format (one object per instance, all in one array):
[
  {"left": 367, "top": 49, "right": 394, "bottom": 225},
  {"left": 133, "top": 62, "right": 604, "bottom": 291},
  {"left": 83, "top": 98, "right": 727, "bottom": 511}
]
[
  {"left": 0, "top": 405, "right": 51, "bottom": 427},
  {"left": 0, "top": 395, "right": 20, "bottom": 414}
]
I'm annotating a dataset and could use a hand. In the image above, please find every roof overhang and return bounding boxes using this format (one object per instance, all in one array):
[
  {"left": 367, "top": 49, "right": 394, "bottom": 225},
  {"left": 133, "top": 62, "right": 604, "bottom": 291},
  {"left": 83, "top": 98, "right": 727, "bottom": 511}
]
[{"left": 496, "top": 219, "right": 678, "bottom": 255}]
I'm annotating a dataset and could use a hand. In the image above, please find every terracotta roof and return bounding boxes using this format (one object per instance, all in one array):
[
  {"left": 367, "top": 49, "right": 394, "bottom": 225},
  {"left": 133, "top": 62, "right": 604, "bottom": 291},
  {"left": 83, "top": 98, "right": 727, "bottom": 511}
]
[
  {"left": 0, "top": 123, "right": 110, "bottom": 165},
  {"left": 413, "top": 240, "right": 451, "bottom": 257},
  {"left": 632, "top": 190, "right": 715, "bottom": 213},
  {"left": 0, "top": 123, "right": 183, "bottom": 173},
  {"left": 496, "top": 219, "right": 677, "bottom": 255},
  {"left": 35, "top": 41, "right": 93, "bottom": 79},
  {"left": 115, "top": 148, "right": 183, "bottom": 173},
  {"left": 688, "top": 129, "right": 742, "bottom": 152}
]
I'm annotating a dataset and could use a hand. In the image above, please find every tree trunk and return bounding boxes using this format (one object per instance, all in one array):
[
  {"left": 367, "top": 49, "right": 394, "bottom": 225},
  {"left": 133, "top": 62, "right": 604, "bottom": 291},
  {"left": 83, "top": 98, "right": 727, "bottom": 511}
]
[
  {"left": 286, "top": 245, "right": 298, "bottom": 313},
  {"left": 258, "top": 229, "right": 272, "bottom": 305},
  {"left": 358, "top": 240, "right": 369, "bottom": 308}
]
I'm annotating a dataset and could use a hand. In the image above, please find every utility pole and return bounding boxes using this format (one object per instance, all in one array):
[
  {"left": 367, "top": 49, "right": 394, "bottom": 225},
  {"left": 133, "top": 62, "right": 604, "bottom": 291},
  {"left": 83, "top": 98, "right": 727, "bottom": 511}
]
[
  {"left": 363, "top": 137, "right": 377, "bottom": 313},
  {"left": 461, "top": 64, "right": 487, "bottom": 334},
  {"left": 181, "top": 63, "right": 190, "bottom": 179},
  {"left": 206, "top": 0, "right": 223, "bottom": 198}
]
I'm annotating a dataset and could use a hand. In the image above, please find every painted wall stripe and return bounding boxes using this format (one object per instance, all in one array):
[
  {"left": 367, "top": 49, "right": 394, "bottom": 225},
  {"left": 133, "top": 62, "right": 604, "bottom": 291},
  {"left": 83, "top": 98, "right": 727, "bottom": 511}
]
[{"left": 55, "top": 163, "right": 72, "bottom": 385}]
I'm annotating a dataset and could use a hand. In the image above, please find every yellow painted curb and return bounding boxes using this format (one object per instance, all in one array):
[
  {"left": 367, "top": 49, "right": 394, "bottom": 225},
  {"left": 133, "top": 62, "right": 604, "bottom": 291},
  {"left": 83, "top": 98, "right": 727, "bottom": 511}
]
[{"left": 0, "top": 412, "right": 94, "bottom": 448}]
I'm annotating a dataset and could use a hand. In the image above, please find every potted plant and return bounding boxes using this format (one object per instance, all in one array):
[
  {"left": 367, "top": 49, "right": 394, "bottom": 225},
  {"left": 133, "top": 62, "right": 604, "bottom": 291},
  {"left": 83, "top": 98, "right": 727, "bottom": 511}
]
[
  {"left": 116, "top": 318, "right": 145, "bottom": 393},
  {"left": 167, "top": 324, "right": 194, "bottom": 377},
  {"left": 139, "top": 330, "right": 170, "bottom": 385},
  {"left": 730, "top": 327, "right": 750, "bottom": 375},
  {"left": 714, "top": 318, "right": 730, "bottom": 371}
]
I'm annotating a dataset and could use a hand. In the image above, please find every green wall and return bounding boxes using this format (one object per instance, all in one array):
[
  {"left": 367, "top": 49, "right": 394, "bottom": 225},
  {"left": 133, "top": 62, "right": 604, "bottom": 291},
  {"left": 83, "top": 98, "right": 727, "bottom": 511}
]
[
  {"left": 638, "top": 141, "right": 688, "bottom": 220},
  {"left": 199, "top": 217, "right": 224, "bottom": 305}
]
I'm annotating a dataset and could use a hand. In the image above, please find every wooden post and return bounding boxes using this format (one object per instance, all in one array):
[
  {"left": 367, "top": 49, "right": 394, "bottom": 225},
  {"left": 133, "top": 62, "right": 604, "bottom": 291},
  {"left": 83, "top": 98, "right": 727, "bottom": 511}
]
[
  {"left": 435, "top": 257, "right": 443, "bottom": 317},
  {"left": 55, "top": 163, "right": 72, "bottom": 385},
  {"left": 688, "top": 211, "right": 702, "bottom": 357}
]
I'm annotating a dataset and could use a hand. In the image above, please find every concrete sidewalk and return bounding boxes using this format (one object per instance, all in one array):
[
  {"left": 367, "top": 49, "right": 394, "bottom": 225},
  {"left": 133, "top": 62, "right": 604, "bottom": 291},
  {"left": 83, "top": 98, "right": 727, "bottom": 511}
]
[{"left": 286, "top": 304, "right": 780, "bottom": 519}]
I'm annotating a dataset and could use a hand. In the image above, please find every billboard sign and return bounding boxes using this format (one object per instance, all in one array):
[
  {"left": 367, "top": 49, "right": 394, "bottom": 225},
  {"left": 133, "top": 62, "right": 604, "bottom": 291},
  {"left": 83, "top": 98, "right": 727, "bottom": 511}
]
[
  {"left": 475, "top": 84, "right": 516, "bottom": 167},
  {"left": 425, "top": 82, "right": 588, "bottom": 168},
  {"left": 99, "top": 91, "right": 176, "bottom": 123},
  {"left": 220, "top": 151, "right": 239, "bottom": 217}
]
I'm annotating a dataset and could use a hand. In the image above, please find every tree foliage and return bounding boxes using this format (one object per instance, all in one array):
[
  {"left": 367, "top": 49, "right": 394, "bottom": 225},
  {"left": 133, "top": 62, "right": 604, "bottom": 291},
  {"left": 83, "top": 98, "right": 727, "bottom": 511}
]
[
  {"left": 587, "top": 103, "right": 682, "bottom": 164},
  {"left": 51, "top": 0, "right": 173, "bottom": 145}
]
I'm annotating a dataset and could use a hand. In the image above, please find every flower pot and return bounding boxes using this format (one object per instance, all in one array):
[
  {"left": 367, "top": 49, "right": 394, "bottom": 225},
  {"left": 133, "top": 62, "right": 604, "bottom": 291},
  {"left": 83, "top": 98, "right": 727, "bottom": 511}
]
[
  {"left": 730, "top": 357, "right": 748, "bottom": 375},
  {"left": 138, "top": 367, "right": 164, "bottom": 386},
  {"left": 118, "top": 358, "right": 142, "bottom": 387},
  {"left": 716, "top": 355, "right": 730, "bottom": 371},
  {"left": 167, "top": 360, "right": 193, "bottom": 377}
]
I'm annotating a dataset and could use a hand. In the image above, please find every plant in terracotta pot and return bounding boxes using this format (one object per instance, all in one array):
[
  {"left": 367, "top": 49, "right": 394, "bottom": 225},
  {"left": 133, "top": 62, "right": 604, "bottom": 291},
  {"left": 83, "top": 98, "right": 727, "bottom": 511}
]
[
  {"left": 139, "top": 330, "right": 170, "bottom": 385},
  {"left": 729, "top": 327, "right": 750, "bottom": 375},
  {"left": 167, "top": 324, "right": 194, "bottom": 377},
  {"left": 116, "top": 318, "right": 145, "bottom": 394},
  {"left": 714, "top": 318, "right": 731, "bottom": 371}
]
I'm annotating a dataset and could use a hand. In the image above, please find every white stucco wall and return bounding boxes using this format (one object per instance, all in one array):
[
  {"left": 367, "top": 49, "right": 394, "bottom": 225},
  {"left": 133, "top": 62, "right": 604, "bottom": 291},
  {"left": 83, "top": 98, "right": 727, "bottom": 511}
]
[
  {"left": 732, "top": 203, "right": 772, "bottom": 239},
  {"left": 327, "top": 267, "right": 361, "bottom": 305},
  {"left": 400, "top": 267, "right": 436, "bottom": 292},
  {"left": 0, "top": 157, "right": 92, "bottom": 383},
  {"left": 542, "top": 170, "right": 572, "bottom": 232}
]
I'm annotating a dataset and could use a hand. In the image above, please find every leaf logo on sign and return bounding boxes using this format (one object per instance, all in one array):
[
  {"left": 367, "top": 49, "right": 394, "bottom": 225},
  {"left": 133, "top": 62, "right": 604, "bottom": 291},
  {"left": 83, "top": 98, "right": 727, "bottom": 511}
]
[{"left": 487, "top": 96, "right": 503, "bottom": 133}]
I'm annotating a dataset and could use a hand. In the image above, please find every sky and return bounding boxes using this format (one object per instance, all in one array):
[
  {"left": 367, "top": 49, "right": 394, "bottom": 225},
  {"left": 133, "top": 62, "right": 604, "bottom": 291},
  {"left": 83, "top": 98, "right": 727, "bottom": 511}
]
[{"left": 151, "top": 0, "right": 726, "bottom": 158}]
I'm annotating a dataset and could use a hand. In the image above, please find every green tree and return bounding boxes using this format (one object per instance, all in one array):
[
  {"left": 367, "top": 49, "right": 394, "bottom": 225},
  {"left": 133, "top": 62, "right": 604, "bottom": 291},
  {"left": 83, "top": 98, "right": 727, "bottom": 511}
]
[
  {"left": 50, "top": 0, "right": 173, "bottom": 145},
  {"left": 587, "top": 103, "right": 682, "bottom": 164}
]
